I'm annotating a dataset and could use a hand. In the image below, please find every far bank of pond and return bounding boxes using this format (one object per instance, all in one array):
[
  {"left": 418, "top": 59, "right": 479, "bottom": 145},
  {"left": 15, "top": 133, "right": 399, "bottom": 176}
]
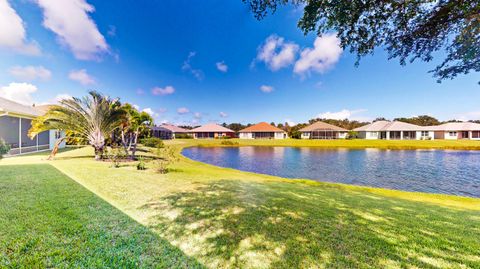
[{"left": 183, "top": 146, "right": 480, "bottom": 197}]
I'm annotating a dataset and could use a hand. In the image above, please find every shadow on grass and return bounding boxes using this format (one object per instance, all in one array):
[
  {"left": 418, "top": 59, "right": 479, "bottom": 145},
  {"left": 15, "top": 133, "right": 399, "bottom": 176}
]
[
  {"left": 0, "top": 164, "right": 205, "bottom": 268},
  {"left": 145, "top": 180, "right": 480, "bottom": 268}
]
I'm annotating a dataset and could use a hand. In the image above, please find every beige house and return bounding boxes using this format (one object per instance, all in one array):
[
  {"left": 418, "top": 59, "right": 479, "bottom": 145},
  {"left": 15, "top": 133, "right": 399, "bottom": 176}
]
[
  {"left": 191, "top": 123, "right": 235, "bottom": 139},
  {"left": 429, "top": 122, "right": 480, "bottom": 140},
  {"left": 354, "top": 121, "right": 433, "bottom": 140},
  {"left": 151, "top": 124, "right": 190, "bottom": 139},
  {"left": 299, "top": 121, "right": 348, "bottom": 139},
  {"left": 238, "top": 122, "right": 287, "bottom": 139}
]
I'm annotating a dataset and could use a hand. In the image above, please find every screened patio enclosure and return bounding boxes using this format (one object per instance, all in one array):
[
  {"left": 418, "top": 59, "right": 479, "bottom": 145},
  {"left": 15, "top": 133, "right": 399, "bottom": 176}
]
[
  {"left": 252, "top": 132, "right": 275, "bottom": 139},
  {"left": 310, "top": 129, "right": 344, "bottom": 139},
  {"left": 0, "top": 115, "right": 51, "bottom": 155}
]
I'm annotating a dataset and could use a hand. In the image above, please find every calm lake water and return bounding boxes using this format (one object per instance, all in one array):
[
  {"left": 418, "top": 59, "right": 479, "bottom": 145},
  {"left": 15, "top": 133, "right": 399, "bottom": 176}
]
[{"left": 182, "top": 146, "right": 480, "bottom": 197}]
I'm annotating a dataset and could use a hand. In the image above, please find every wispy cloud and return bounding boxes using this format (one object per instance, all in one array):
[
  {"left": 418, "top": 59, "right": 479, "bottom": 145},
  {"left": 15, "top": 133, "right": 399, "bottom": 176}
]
[
  {"left": 68, "top": 69, "right": 96, "bottom": 85},
  {"left": 316, "top": 109, "right": 369, "bottom": 121},
  {"left": 35, "top": 0, "right": 109, "bottom": 60},
  {"left": 260, "top": 85, "right": 274, "bottom": 93},
  {"left": 294, "top": 33, "right": 343, "bottom": 76},
  {"left": 216, "top": 61, "right": 228, "bottom": 72},
  {"left": 9, "top": 66, "right": 52, "bottom": 81},
  {"left": 177, "top": 107, "right": 190, "bottom": 115},
  {"left": 0, "top": 0, "right": 41, "bottom": 55},
  {"left": 182, "top": 51, "right": 204, "bottom": 80},
  {"left": 152, "top": 86, "right": 175, "bottom": 96},
  {"left": 219, "top": 111, "right": 228, "bottom": 118},
  {"left": 256, "top": 35, "right": 299, "bottom": 71}
]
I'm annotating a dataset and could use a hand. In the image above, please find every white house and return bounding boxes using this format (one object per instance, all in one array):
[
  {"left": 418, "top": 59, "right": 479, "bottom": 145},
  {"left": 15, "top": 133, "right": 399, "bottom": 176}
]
[
  {"left": 238, "top": 122, "right": 287, "bottom": 139},
  {"left": 429, "top": 122, "right": 480, "bottom": 140},
  {"left": 354, "top": 121, "right": 434, "bottom": 140},
  {"left": 299, "top": 121, "right": 348, "bottom": 139},
  {"left": 191, "top": 123, "right": 235, "bottom": 139},
  {"left": 0, "top": 97, "right": 65, "bottom": 155},
  {"left": 151, "top": 124, "right": 190, "bottom": 139}
]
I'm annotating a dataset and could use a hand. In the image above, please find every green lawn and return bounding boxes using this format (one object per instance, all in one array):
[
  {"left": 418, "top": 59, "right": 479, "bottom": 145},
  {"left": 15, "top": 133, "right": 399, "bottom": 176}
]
[{"left": 1, "top": 139, "right": 480, "bottom": 268}]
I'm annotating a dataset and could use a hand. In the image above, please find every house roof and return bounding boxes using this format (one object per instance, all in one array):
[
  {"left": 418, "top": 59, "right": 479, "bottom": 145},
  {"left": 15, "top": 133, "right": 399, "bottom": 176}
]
[
  {"left": 0, "top": 97, "right": 43, "bottom": 117},
  {"left": 428, "top": 122, "right": 480, "bottom": 131},
  {"left": 152, "top": 124, "right": 190, "bottom": 133},
  {"left": 238, "top": 122, "right": 285, "bottom": 133},
  {"left": 299, "top": 121, "right": 347, "bottom": 132},
  {"left": 191, "top": 123, "right": 235, "bottom": 133},
  {"left": 354, "top": 121, "right": 424, "bottom": 131}
]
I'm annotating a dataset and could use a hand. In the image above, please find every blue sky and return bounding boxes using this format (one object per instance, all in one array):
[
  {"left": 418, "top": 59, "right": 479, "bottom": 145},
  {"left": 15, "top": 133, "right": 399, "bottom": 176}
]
[{"left": 0, "top": 0, "right": 478, "bottom": 126}]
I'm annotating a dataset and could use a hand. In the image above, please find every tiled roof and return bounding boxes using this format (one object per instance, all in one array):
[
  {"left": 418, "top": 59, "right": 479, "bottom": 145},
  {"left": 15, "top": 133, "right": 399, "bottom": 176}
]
[
  {"left": 152, "top": 124, "right": 190, "bottom": 133},
  {"left": 0, "top": 97, "right": 43, "bottom": 117},
  {"left": 239, "top": 122, "right": 285, "bottom": 133},
  {"left": 299, "top": 121, "right": 347, "bottom": 132},
  {"left": 191, "top": 123, "right": 235, "bottom": 133},
  {"left": 354, "top": 121, "right": 424, "bottom": 131},
  {"left": 428, "top": 122, "right": 480, "bottom": 131}
]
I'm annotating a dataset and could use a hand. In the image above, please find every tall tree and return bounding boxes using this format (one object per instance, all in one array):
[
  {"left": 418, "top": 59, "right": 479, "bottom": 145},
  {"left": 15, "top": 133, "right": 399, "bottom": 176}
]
[
  {"left": 394, "top": 115, "right": 441, "bottom": 126},
  {"left": 244, "top": 0, "right": 479, "bottom": 83},
  {"left": 29, "top": 91, "right": 127, "bottom": 160},
  {"left": 120, "top": 104, "right": 153, "bottom": 159}
]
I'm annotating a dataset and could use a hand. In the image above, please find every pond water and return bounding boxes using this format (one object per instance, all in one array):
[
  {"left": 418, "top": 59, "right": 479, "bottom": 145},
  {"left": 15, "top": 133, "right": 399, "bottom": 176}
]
[{"left": 182, "top": 146, "right": 480, "bottom": 197}]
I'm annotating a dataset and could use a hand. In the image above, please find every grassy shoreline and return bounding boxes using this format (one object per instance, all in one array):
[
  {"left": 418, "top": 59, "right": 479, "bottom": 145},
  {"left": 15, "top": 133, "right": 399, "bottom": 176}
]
[{"left": 1, "top": 141, "right": 480, "bottom": 268}]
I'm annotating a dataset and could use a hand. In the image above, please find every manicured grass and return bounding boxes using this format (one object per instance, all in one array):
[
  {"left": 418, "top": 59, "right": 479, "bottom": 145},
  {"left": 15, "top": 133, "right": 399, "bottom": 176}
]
[
  {"left": 0, "top": 164, "right": 204, "bottom": 268},
  {"left": 1, "top": 140, "right": 480, "bottom": 268}
]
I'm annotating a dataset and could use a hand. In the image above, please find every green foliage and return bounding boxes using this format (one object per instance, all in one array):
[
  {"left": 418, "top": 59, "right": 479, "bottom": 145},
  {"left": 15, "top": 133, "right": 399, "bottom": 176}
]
[
  {"left": 347, "top": 131, "right": 358, "bottom": 139},
  {"left": 289, "top": 130, "right": 301, "bottom": 139},
  {"left": 394, "top": 115, "right": 441, "bottom": 126},
  {"left": 308, "top": 118, "right": 368, "bottom": 130},
  {"left": 140, "top": 137, "right": 164, "bottom": 148},
  {"left": 65, "top": 130, "right": 88, "bottom": 145},
  {"left": 137, "top": 157, "right": 146, "bottom": 170},
  {"left": 244, "top": 0, "right": 480, "bottom": 83},
  {"left": 155, "top": 146, "right": 179, "bottom": 174},
  {"left": 0, "top": 139, "right": 10, "bottom": 159},
  {"left": 175, "top": 133, "right": 193, "bottom": 139},
  {"left": 220, "top": 140, "right": 239, "bottom": 146}
]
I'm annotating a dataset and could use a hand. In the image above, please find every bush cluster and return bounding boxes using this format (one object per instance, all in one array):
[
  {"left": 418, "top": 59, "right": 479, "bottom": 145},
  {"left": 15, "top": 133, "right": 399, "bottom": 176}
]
[{"left": 140, "top": 137, "right": 164, "bottom": 148}]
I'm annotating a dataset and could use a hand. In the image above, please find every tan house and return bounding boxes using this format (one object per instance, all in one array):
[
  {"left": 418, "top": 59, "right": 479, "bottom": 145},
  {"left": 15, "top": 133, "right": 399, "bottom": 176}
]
[
  {"left": 151, "top": 124, "right": 190, "bottom": 139},
  {"left": 354, "top": 121, "right": 434, "bottom": 140},
  {"left": 429, "top": 122, "right": 480, "bottom": 140},
  {"left": 238, "top": 122, "right": 287, "bottom": 139},
  {"left": 299, "top": 121, "right": 348, "bottom": 139},
  {"left": 191, "top": 123, "right": 235, "bottom": 139}
]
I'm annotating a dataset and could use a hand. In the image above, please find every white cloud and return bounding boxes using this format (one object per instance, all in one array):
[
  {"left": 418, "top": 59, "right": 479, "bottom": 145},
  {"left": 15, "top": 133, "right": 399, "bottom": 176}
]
[
  {"left": 54, "top": 93, "right": 72, "bottom": 103},
  {"left": 142, "top": 107, "right": 156, "bottom": 116},
  {"left": 219, "top": 112, "right": 228, "bottom": 118},
  {"left": 0, "top": 0, "right": 41, "bottom": 55},
  {"left": 9, "top": 65, "right": 52, "bottom": 81},
  {"left": 194, "top": 112, "right": 202, "bottom": 119},
  {"left": 285, "top": 119, "right": 296, "bottom": 126},
  {"left": 316, "top": 109, "right": 369, "bottom": 121},
  {"left": 256, "top": 35, "right": 299, "bottom": 71},
  {"left": 177, "top": 107, "right": 189, "bottom": 114},
  {"left": 294, "top": 33, "right": 343, "bottom": 76},
  {"left": 260, "top": 85, "right": 274, "bottom": 93},
  {"left": 182, "top": 51, "right": 204, "bottom": 80},
  {"left": 216, "top": 61, "right": 228, "bottom": 72},
  {"left": 68, "top": 69, "right": 96, "bottom": 85},
  {"left": 35, "top": 0, "right": 109, "bottom": 60},
  {"left": 456, "top": 111, "right": 480, "bottom": 121},
  {"left": 152, "top": 86, "right": 175, "bottom": 96},
  {"left": 0, "top": 82, "right": 38, "bottom": 105},
  {"left": 132, "top": 104, "right": 140, "bottom": 110}
]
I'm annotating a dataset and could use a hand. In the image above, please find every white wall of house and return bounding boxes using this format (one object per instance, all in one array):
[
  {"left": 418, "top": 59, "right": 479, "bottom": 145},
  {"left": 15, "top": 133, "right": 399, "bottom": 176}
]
[
  {"left": 338, "top": 132, "right": 348, "bottom": 139},
  {"left": 301, "top": 132, "right": 310, "bottom": 139},
  {"left": 274, "top": 132, "right": 287, "bottom": 139},
  {"left": 239, "top": 132, "right": 253, "bottom": 139},
  {"left": 444, "top": 131, "right": 459, "bottom": 140},
  {"left": 49, "top": 130, "right": 66, "bottom": 150},
  {"left": 416, "top": 131, "right": 435, "bottom": 140},
  {"left": 358, "top": 131, "right": 379, "bottom": 140}
]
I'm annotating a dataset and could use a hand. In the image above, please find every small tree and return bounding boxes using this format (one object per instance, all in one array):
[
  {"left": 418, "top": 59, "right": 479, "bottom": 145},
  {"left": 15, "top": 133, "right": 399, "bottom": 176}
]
[
  {"left": 155, "top": 146, "right": 179, "bottom": 174},
  {"left": 0, "top": 139, "right": 10, "bottom": 159},
  {"left": 119, "top": 104, "right": 153, "bottom": 160},
  {"left": 347, "top": 131, "right": 358, "bottom": 139}
]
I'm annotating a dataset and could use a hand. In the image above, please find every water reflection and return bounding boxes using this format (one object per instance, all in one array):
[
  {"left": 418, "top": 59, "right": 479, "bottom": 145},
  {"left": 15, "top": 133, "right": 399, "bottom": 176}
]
[{"left": 183, "top": 147, "right": 480, "bottom": 197}]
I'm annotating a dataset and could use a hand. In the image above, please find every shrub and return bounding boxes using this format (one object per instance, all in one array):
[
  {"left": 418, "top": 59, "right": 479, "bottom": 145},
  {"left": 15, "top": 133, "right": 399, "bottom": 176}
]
[
  {"left": 0, "top": 139, "right": 10, "bottom": 159},
  {"left": 106, "top": 147, "right": 125, "bottom": 168},
  {"left": 289, "top": 130, "right": 301, "bottom": 139},
  {"left": 155, "top": 146, "right": 179, "bottom": 174},
  {"left": 347, "top": 131, "right": 358, "bottom": 139},
  {"left": 220, "top": 140, "right": 239, "bottom": 146},
  {"left": 175, "top": 133, "right": 193, "bottom": 139},
  {"left": 140, "top": 137, "right": 164, "bottom": 148},
  {"left": 137, "top": 157, "right": 146, "bottom": 170}
]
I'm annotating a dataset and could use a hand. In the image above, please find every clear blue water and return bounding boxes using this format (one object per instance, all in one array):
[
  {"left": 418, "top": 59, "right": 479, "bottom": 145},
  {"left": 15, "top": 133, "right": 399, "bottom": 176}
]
[{"left": 182, "top": 147, "right": 480, "bottom": 197}]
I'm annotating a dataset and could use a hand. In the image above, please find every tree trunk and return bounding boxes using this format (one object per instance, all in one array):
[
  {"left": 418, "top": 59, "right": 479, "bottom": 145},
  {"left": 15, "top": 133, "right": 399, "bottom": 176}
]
[
  {"left": 94, "top": 146, "right": 103, "bottom": 161},
  {"left": 131, "top": 129, "right": 139, "bottom": 160}
]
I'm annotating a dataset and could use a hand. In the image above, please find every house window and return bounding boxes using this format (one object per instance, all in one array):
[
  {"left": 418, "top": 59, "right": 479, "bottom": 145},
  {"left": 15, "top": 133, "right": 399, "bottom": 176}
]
[
  {"left": 449, "top": 131, "right": 457, "bottom": 136},
  {"left": 472, "top": 131, "right": 480, "bottom": 139},
  {"left": 421, "top": 131, "right": 429, "bottom": 137}
]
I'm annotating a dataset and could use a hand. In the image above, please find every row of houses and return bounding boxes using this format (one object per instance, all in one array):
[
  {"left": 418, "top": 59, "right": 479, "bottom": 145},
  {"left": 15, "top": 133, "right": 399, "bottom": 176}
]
[{"left": 151, "top": 120, "right": 480, "bottom": 141}]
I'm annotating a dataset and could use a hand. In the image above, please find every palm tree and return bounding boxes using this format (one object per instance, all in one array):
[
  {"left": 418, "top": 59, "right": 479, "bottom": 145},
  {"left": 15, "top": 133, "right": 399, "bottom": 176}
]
[{"left": 29, "top": 91, "right": 127, "bottom": 160}]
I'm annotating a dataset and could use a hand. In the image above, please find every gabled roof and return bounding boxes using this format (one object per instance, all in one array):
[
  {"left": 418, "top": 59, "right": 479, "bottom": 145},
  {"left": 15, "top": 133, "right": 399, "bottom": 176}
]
[
  {"left": 191, "top": 123, "right": 235, "bottom": 133},
  {"left": 239, "top": 122, "right": 285, "bottom": 133},
  {"left": 299, "top": 121, "right": 347, "bottom": 132},
  {"left": 152, "top": 124, "right": 190, "bottom": 133},
  {"left": 0, "top": 97, "right": 43, "bottom": 117},
  {"left": 429, "top": 122, "right": 480, "bottom": 131},
  {"left": 354, "top": 121, "right": 424, "bottom": 131}
]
